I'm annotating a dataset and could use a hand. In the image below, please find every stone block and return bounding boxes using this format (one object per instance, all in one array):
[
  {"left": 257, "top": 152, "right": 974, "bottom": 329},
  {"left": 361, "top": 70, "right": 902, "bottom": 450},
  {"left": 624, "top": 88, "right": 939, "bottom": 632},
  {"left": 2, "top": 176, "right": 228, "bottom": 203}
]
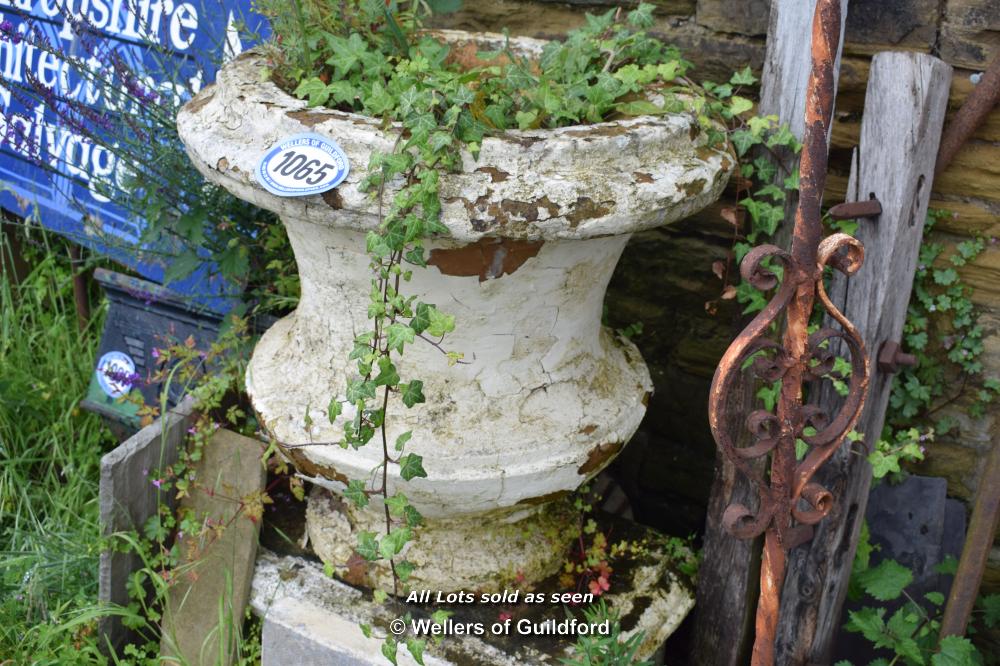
[
  {"left": 262, "top": 598, "right": 444, "bottom": 666},
  {"left": 99, "top": 396, "right": 197, "bottom": 653},
  {"left": 939, "top": 23, "right": 1000, "bottom": 69},
  {"left": 938, "top": 0, "right": 999, "bottom": 67},
  {"left": 252, "top": 508, "right": 695, "bottom": 666},
  {"left": 944, "top": 0, "right": 1000, "bottom": 31},
  {"left": 160, "top": 429, "right": 267, "bottom": 665},
  {"left": 696, "top": 0, "right": 771, "bottom": 37},
  {"left": 843, "top": 0, "right": 940, "bottom": 52}
]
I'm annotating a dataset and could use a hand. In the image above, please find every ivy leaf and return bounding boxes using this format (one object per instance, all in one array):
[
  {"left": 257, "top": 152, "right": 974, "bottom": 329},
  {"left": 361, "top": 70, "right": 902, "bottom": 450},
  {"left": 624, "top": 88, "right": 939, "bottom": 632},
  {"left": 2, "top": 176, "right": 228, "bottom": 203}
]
[
  {"left": 431, "top": 609, "right": 452, "bottom": 626},
  {"left": 616, "top": 100, "right": 665, "bottom": 116},
  {"left": 356, "top": 531, "right": 379, "bottom": 561},
  {"left": 931, "top": 636, "right": 978, "bottom": 666},
  {"left": 425, "top": 306, "right": 455, "bottom": 337},
  {"left": 374, "top": 357, "right": 400, "bottom": 387},
  {"left": 405, "top": 638, "right": 426, "bottom": 665},
  {"left": 729, "top": 95, "right": 754, "bottom": 116},
  {"left": 395, "top": 430, "right": 413, "bottom": 451},
  {"left": 344, "top": 479, "right": 369, "bottom": 509},
  {"left": 515, "top": 109, "right": 538, "bottom": 130},
  {"left": 379, "top": 527, "right": 412, "bottom": 559},
  {"left": 410, "top": 302, "right": 431, "bottom": 334},
  {"left": 730, "top": 129, "right": 756, "bottom": 157},
  {"left": 346, "top": 378, "right": 376, "bottom": 403},
  {"left": 396, "top": 560, "right": 416, "bottom": 582},
  {"left": 869, "top": 449, "right": 901, "bottom": 479},
  {"left": 381, "top": 637, "right": 398, "bottom": 666},
  {"left": 385, "top": 493, "right": 409, "bottom": 518},
  {"left": 404, "top": 246, "right": 427, "bottom": 267},
  {"left": 294, "top": 77, "right": 330, "bottom": 106},
  {"left": 398, "top": 453, "right": 427, "bottom": 481},
  {"left": 857, "top": 559, "right": 912, "bottom": 601},
  {"left": 326, "top": 32, "right": 367, "bottom": 75},
  {"left": 386, "top": 323, "right": 416, "bottom": 352},
  {"left": 756, "top": 184, "right": 786, "bottom": 202},
  {"left": 404, "top": 504, "right": 423, "bottom": 527},
  {"left": 328, "top": 397, "right": 343, "bottom": 423},
  {"left": 400, "top": 381, "right": 425, "bottom": 408},
  {"left": 730, "top": 66, "right": 758, "bottom": 86},
  {"left": 327, "top": 80, "right": 357, "bottom": 105}
]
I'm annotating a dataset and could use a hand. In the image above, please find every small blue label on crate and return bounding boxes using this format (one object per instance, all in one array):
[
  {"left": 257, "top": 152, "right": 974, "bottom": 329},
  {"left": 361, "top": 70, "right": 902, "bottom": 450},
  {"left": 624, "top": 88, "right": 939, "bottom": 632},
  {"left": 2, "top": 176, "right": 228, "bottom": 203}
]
[
  {"left": 96, "top": 351, "right": 138, "bottom": 399},
  {"left": 255, "top": 133, "right": 350, "bottom": 197}
]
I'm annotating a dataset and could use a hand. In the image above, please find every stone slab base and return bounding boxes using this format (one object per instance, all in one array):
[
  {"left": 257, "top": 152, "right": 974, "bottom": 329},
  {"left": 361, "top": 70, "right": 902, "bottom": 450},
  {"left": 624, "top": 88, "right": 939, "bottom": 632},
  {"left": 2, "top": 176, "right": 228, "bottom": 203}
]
[
  {"left": 251, "top": 512, "right": 695, "bottom": 665},
  {"left": 306, "top": 487, "right": 579, "bottom": 594}
]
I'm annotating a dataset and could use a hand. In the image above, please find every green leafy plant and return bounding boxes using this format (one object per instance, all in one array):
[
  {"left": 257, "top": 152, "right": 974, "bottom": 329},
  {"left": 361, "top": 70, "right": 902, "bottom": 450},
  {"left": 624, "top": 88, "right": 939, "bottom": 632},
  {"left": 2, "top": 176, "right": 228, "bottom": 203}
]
[
  {"left": 839, "top": 528, "right": 996, "bottom": 666},
  {"left": 561, "top": 599, "right": 652, "bottom": 666}
]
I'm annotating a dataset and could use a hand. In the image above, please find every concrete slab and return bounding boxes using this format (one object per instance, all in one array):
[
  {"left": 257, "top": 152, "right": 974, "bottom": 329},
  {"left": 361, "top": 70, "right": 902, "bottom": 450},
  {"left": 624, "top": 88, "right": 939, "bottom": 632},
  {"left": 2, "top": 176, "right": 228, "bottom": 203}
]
[
  {"left": 99, "top": 396, "right": 197, "bottom": 652},
  {"left": 160, "top": 429, "right": 267, "bottom": 665},
  {"left": 250, "top": 506, "right": 694, "bottom": 666}
]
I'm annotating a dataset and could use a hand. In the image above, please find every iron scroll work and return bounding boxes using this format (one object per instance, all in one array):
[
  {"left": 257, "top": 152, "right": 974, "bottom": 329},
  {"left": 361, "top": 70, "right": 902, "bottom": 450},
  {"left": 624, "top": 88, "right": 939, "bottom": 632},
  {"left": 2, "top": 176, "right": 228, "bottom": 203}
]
[{"left": 707, "top": 1, "right": 871, "bottom": 664}]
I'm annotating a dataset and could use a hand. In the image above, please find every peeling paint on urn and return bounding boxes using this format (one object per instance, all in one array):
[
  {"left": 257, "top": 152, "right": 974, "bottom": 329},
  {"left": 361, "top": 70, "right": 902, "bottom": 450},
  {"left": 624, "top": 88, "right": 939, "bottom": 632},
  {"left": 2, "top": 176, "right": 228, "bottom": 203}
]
[{"left": 177, "top": 33, "right": 730, "bottom": 593}]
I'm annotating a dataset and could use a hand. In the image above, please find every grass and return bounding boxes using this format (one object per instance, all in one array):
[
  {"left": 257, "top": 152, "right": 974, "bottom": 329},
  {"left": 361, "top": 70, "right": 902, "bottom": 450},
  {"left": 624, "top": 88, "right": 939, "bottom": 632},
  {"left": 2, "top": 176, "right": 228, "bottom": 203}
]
[{"left": 0, "top": 225, "right": 115, "bottom": 662}]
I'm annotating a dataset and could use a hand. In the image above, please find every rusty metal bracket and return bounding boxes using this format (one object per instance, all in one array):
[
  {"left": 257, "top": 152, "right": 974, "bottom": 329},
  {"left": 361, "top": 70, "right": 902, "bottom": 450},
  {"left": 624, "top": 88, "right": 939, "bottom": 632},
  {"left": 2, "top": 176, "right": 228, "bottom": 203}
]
[
  {"left": 707, "top": 1, "right": 870, "bottom": 664},
  {"left": 877, "top": 340, "right": 917, "bottom": 374},
  {"left": 829, "top": 198, "right": 883, "bottom": 221}
]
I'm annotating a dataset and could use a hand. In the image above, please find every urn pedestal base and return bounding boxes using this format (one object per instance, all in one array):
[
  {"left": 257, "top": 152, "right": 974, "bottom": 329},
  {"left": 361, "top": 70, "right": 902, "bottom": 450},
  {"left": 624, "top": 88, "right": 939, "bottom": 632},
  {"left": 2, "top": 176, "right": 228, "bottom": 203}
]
[{"left": 306, "top": 487, "right": 579, "bottom": 594}]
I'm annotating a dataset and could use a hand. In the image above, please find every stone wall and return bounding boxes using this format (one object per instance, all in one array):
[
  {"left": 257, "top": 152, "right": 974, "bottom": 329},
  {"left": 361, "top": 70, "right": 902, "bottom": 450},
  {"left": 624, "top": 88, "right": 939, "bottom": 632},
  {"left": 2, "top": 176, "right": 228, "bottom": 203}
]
[{"left": 431, "top": 0, "right": 1000, "bottom": 599}]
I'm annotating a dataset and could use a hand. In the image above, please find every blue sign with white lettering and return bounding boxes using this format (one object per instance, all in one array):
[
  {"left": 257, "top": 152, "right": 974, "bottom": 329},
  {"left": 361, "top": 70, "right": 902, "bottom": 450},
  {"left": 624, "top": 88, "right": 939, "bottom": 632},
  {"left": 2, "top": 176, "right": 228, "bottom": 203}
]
[
  {"left": 256, "top": 133, "right": 350, "bottom": 198},
  {"left": 0, "top": 0, "right": 268, "bottom": 313}
]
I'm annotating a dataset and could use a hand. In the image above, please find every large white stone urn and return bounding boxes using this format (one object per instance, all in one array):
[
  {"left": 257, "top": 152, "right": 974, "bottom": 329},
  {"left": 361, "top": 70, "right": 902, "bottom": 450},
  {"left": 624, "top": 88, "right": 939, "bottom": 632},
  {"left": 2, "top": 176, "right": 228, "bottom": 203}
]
[{"left": 177, "top": 33, "right": 730, "bottom": 592}]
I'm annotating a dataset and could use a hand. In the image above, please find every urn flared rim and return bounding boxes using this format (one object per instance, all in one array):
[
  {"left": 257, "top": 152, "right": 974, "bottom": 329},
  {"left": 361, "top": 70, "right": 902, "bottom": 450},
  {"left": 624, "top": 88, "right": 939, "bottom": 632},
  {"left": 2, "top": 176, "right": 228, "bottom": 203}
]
[{"left": 177, "top": 31, "right": 731, "bottom": 242}]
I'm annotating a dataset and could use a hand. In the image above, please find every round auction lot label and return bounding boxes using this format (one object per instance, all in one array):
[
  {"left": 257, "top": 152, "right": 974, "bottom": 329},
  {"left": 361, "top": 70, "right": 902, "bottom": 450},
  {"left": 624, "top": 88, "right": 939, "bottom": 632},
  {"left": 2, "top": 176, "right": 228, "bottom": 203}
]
[
  {"left": 96, "top": 351, "right": 136, "bottom": 399},
  {"left": 255, "top": 133, "right": 350, "bottom": 197}
]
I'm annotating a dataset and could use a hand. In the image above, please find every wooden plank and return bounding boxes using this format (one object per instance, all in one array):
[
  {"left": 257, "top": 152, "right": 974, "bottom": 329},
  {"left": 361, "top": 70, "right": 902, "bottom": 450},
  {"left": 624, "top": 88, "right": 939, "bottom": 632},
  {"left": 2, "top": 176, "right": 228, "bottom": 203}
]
[
  {"left": 161, "top": 429, "right": 266, "bottom": 666},
  {"left": 99, "top": 397, "right": 197, "bottom": 653},
  {"left": 775, "top": 51, "right": 952, "bottom": 664},
  {"left": 692, "top": 2, "right": 849, "bottom": 663},
  {"left": 759, "top": 0, "right": 849, "bottom": 142}
]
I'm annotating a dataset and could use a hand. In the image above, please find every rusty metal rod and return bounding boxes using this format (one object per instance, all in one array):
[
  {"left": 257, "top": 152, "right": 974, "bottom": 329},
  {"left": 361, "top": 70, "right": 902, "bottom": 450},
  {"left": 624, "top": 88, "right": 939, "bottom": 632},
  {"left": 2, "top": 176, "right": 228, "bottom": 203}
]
[
  {"left": 939, "top": 437, "right": 1000, "bottom": 638},
  {"left": 936, "top": 54, "right": 1000, "bottom": 176},
  {"left": 707, "top": 1, "right": 867, "bottom": 664},
  {"left": 750, "top": 4, "right": 843, "bottom": 663}
]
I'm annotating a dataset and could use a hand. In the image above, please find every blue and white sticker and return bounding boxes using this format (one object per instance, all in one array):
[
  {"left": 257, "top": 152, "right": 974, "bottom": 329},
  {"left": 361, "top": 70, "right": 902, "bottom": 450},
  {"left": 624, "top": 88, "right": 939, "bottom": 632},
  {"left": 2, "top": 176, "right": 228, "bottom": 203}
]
[
  {"left": 96, "top": 351, "right": 138, "bottom": 399},
  {"left": 255, "top": 133, "right": 350, "bottom": 197}
]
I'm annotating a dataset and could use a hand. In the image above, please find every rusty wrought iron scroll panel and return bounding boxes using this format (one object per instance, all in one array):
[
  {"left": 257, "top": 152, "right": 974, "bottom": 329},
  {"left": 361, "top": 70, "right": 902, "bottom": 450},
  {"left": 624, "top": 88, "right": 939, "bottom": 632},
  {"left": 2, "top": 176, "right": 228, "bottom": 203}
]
[{"left": 706, "top": 1, "right": 870, "bottom": 664}]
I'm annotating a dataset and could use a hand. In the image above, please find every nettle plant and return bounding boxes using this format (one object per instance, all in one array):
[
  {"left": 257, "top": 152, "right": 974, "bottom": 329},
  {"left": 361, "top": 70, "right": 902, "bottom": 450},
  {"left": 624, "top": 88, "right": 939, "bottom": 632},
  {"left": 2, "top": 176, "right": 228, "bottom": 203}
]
[{"left": 838, "top": 526, "right": 999, "bottom": 666}]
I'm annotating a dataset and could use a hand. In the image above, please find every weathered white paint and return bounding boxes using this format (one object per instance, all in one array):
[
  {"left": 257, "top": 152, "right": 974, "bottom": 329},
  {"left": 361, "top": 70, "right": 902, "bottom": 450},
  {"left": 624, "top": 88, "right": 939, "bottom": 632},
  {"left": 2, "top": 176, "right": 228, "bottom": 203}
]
[{"left": 177, "top": 33, "right": 730, "bottom": 589}]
